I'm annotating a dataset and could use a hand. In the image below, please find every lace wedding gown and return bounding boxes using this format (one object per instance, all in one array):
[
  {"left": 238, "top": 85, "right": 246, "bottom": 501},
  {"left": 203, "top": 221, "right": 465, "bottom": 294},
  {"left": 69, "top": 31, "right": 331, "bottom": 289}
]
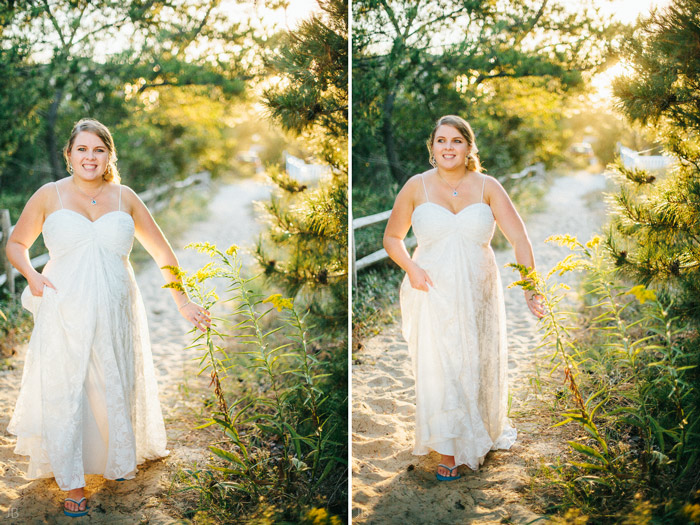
[
  {"left": 400, "top": 174, "right": 517, "bottom": 470},
  {"left": 8, "top": 183, "right": 169, "bottom": 491}
]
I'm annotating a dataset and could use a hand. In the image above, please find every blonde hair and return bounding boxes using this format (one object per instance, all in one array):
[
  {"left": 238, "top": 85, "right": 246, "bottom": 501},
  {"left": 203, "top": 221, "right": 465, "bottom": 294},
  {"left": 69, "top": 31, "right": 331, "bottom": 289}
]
[
  {"left": 63, "top": 118, "right": 121, "bottom": 183},
  {"left": 427, "top": 115, "right": 482, "bottom": 172}
]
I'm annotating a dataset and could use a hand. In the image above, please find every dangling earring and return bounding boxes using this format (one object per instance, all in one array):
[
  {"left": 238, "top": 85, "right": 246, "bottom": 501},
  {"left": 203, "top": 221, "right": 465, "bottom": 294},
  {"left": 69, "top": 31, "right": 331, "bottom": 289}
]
[
  {"left": 429, "top": 153, "right": 437, "bottom": 168},
  {"left": 69, "top": 165, "right": 74, "bottom": 175}
]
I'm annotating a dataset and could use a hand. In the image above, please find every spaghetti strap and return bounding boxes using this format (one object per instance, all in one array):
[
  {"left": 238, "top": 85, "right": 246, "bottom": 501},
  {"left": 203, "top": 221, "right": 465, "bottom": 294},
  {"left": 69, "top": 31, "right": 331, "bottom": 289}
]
[
  {"left": 480, "top": 175, "right": 486, "bottom": 203},
  {"left": 54, "top": 182, "right": 64, "bottom": 209},
  {"left": 118, "top": 185, "right": 122, "bottom": 212},
  {"left": 421, "top": 174, "right": 430, "bottom": 202}
]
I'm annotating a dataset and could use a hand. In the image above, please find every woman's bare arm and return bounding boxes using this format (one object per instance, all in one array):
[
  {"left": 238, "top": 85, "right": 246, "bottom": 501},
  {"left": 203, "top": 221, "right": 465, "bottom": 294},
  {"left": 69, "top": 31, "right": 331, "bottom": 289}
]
[
  {"left": 124, "top": 187, "right": 210, "bottom": 331},
  {"left": 5, "top": 184, "right": 57, "bottom": 296},
  {"left": 383, "top": 176, "right": 434, "bottom": 291},
  {"left": 486, "top": 176, "right": 544, "bottom": 318}
]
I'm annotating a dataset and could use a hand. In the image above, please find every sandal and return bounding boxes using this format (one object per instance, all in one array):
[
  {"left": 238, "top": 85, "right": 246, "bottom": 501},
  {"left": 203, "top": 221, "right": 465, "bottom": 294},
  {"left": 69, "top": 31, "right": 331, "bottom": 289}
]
[
  {"left": 63, "top": 497, "right": 88, "bottom": 517},
  {"left": 436, "top": 463, "right": 461, "bottom": 481}
]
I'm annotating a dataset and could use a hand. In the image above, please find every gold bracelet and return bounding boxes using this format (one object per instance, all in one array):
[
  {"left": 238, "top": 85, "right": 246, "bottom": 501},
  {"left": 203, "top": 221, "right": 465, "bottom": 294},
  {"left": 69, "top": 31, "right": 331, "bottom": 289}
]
[{"left": 178, "top": 300, "right": 191, "bottom": 310}]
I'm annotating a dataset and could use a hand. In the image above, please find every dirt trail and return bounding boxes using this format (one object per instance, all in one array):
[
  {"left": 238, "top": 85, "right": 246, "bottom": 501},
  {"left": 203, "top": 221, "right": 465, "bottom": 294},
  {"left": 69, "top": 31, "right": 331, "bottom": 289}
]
[
  {"left": 352, "top": 170, "right": 608, "bottom": 524},
  {"left": 0, "top": 176, "right": 270, "bottom": 524}
]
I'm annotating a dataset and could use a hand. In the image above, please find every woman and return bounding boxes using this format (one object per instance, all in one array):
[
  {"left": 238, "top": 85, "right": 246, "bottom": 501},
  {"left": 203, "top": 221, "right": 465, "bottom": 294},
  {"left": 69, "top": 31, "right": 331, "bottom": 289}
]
[
  {"left": 383, "top": 115, "right": 544, "bottom": 481},
  {"left": 5, "top": 118, "right": 211, "bottom": 516}
]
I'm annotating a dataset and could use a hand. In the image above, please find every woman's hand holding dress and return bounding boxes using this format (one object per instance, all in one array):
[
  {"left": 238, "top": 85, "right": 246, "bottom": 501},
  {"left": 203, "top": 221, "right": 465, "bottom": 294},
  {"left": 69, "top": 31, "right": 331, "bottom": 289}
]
[
  {"left": 406, "top": 263, "right": 434, "bottom": 292},
  {"left": 27, "top": 270, "right": 56, "bottom": 297}
]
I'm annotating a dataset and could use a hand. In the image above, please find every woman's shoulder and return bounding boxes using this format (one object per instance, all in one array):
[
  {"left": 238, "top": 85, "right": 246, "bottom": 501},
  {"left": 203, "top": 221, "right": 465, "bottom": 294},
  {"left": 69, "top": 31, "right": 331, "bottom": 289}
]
[
  {"left": 32, "top": 181, "right": 62, "bottom": 203},
  {"left": 116, "top": 183, "right": 139, "bottom": 200},
  {"left": 403, "top": 169, "right": 435, "bottom": 190},
  {"left": 478, "top": 173, "right": 505, "bottom": 191}
]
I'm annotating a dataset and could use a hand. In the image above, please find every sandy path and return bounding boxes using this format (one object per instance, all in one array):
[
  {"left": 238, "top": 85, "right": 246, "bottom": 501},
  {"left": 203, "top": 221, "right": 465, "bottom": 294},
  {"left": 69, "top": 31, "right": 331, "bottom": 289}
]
[
  {"left": 352, "top": 170, "right": 608, "bottom": 524},
  {"left": 0, "top": 176, "right": 271, "bottom": 523}
]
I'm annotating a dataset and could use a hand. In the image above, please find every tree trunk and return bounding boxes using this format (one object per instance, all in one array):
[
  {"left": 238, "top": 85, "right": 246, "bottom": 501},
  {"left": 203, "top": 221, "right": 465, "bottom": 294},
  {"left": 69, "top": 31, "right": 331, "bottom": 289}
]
[
  {"left": 45, "top": 88, "right": 64, "bottom": 182},
  {"left": 381, "top": 90, "right": 405, "bottom": 185}
]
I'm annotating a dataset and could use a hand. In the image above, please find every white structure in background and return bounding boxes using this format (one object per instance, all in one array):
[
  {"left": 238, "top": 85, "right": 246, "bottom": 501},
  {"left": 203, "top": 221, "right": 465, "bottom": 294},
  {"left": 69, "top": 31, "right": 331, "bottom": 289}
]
[
  {"left": 618, "top": 143, "right": 675, "bottom": 171},
  {"left": 285, "top": 152, "right": 330, "bottom": 183}
]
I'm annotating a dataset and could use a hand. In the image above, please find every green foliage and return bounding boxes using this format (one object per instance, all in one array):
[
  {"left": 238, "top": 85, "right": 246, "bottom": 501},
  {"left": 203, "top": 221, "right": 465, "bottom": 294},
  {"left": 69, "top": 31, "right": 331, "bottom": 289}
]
[
  {"left": 352, "top": 0, "right": 620, "bottom": 191},
  {"left": 0, "top": 294, "right": 32, "bottom": 362},
  {"left": 608, "top": 0, "right": 700, "bottom": 325},
  {"left": 256, "top": 0, "right": 348, "bottom": 331},
  {"left": 0, "top": 0, "right": 254, "bottom": 196},
  {"left": 167, "top": 243, "right": 346, "bottom": 522},
  {"left": 351, "top": 265, "right": 403, "bottom": 349},
  {"left": 510, "top": 234, "right": 699, "bottom": 522}
]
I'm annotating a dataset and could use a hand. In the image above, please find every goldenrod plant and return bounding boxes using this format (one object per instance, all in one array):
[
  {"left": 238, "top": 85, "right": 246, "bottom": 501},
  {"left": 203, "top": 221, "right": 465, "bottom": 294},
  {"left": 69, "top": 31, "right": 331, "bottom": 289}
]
[
  {"left": 509, "top": 234, "right": 698, "bottom": 521},
  {"left": 163, "top": 243, "right": 346, "bottom": 521}
]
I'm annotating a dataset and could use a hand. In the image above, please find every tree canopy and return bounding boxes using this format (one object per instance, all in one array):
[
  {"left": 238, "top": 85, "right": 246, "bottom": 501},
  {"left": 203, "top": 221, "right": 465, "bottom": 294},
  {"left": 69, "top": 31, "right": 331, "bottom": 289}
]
[
  {"left": 257, "top": 0, "right": 348, "bottom": 328},
  {"left": 608, "top": 0, "right": 700, "bottom": 322},
  {"left": 0, "top": 0, "right": 269, "bottom": 195},
  {"left": 353, "top": 0, "right": 620, "bottom": 191}
]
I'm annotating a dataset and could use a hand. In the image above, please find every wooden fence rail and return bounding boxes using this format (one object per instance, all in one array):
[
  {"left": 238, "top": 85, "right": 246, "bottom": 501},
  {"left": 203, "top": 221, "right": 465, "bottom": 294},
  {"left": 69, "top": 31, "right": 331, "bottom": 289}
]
[
  {"left": 0, "top": 171, "right": 211, "bottom": 294},
  {"left": 351, "top": 163, "right": 545, "bottom": 285}
]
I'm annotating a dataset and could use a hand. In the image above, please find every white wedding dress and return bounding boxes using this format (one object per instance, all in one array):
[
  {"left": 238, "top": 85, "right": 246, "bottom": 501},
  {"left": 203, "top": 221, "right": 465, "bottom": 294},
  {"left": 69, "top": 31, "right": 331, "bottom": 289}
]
[
  {"left": 8, "top": 183, "right": 169, "bottom": 491},
  {"left": 400, "top": 174, "right": 517, "bottom": 470}
]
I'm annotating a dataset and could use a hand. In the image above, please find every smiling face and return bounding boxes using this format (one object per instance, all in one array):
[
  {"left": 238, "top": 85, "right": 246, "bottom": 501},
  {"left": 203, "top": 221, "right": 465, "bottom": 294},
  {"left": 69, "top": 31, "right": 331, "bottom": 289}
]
[
  {"left": 432, "top": 124, "right": 470, "bottom": 171},
  {"left": 66, "top": 131, "right": 110, "bottom": 181}
]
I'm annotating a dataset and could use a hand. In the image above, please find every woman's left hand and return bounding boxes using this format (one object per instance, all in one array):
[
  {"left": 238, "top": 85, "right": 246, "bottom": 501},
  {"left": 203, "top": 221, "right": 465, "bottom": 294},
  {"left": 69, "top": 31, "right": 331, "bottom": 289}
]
[
  {"left": 524, "top": 290, "right": 545, "bottom": 318},
  {"left": 180, "top": 301, "right": 211, "bottom": 332}
]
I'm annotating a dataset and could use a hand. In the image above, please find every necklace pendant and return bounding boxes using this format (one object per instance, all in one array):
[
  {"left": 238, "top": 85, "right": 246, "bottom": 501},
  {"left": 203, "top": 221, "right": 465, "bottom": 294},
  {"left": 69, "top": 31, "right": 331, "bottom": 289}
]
[
  {"left": 91, "top": 199, "right": 97, "bottom": 205},
  {"left": 452, "top": 190, "right": 458, "bottom": 196}
]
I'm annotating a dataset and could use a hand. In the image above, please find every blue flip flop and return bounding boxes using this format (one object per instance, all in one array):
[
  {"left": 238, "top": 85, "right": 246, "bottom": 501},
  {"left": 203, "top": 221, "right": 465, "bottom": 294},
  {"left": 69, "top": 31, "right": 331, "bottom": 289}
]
[
  {"left": 63, "top": 497, "right": 88, "bottom": 517},
  {"left": 436, "top": 464, "right": 461, "bottom": 481}
]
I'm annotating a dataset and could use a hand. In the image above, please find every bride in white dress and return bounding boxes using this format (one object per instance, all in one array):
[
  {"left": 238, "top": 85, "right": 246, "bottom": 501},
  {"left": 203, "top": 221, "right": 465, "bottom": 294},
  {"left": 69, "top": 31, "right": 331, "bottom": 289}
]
[
  {"left": 5, "top": 119, "right": 212, "bottom": 517},
  {"left": 383, "top": 115, "right": 544, "bottom": 481}
]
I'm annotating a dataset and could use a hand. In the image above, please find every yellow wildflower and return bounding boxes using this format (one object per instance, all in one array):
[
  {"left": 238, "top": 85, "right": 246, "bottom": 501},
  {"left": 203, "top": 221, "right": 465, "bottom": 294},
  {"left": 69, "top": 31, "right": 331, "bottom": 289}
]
[
  {"left": 185, "top": 241, "right": 218, "bottom": 257},
  {"left": 303, "top": 507, "right": 342, "bottom": 525},
  {"left": 626, "top": 284, "right": 657, "bottom": 304},
  {"left": 161, "top": 264, "right": 186, "bottom": 278},
  {"left": 194, "top": 262, "right": 219, "bottom": 282},
  {"left": 682, "top": 503, "right": 700, "bottom": 522},
  {"left": 545, "top": 234, "right": 582, "bottom": 250},
  {"left": 162, "top": 281, "right": 185, "bottom": 292},
  {"left": 263, "top": 293, "right": 294, "bottom": 312},
  {"left": 546, "top": 254, "right": 584, "bottom": 278},
  {"left": 225, "top": 244, "right": 239, "bottom": 256},
  {"left": 585, "top": 235, "right": 602, "bottom": 249}
]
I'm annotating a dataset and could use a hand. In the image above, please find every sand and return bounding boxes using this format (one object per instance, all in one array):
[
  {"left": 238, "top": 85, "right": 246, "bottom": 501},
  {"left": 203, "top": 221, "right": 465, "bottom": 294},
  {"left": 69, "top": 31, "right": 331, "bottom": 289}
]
[
  {"left": 0, "top": 176, "right": 271, "bottom": 523},
  {"left": 352, "top": 170, "right": 609, "bottom": 524}
]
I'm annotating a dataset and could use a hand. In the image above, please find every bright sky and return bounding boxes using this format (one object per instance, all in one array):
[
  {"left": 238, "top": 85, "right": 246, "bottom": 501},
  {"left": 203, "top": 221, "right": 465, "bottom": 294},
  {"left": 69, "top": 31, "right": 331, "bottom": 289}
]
[
  {"left": 597, "top": 0, "right": 670, "bottom": 24},
  {"left": 26, "top": 0, "right": 320, "bottom": 64},
  {"left": 219, "top": 0, "right": 319, "bottom": 32}
]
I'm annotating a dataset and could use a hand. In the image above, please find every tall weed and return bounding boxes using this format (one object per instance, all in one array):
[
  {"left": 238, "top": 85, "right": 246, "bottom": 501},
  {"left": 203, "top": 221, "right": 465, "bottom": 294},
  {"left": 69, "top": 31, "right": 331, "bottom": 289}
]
[
  {"left": 510, "top": 234, "right": 699, "bottom": 521},
  {"left": 164, "top": 242, "right": 347, "bottom": 521}
]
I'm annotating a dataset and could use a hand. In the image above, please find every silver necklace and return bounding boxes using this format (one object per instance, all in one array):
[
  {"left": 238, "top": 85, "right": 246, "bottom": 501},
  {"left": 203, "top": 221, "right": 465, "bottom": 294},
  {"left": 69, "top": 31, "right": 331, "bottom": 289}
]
[
  {"left": 437, "top": 171, "right": 467, "bottom": 197},
  {"left": 72, "top": 177, "right": 105, "bottom": 205}
]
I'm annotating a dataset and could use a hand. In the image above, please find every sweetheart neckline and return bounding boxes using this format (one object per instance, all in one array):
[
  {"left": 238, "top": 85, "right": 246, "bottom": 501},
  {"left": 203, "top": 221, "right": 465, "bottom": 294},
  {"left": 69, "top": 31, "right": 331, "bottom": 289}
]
[
  {"left": 412, "top": 201, "right": 491, "bottom": 218},
  {"left": 44, "top": 209, "right": 134, "bottom": 226}
]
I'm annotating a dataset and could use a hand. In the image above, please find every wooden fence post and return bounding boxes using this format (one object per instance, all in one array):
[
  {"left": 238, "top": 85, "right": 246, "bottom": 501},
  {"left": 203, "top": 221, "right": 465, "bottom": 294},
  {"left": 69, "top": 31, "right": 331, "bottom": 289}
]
[{"left": 0, "top": 209, "right": 14, "bottom": 295}]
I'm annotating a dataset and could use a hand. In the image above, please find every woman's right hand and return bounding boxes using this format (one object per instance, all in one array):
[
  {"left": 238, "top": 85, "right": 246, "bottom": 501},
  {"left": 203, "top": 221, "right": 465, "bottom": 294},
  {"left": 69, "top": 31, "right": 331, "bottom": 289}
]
[
  {"left": 407, "top": 264, "right": 434, "bottom": 292},
  {"left": 27, "top": 272, "right": 56, "bottom": 297}
]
